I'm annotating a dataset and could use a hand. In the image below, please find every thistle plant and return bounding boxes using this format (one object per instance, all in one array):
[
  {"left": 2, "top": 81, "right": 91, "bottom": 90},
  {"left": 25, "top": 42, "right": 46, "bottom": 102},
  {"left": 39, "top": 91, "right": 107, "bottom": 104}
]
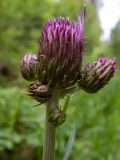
[{"left": 20, "top": 3, "right": 117, "bottom": 160}]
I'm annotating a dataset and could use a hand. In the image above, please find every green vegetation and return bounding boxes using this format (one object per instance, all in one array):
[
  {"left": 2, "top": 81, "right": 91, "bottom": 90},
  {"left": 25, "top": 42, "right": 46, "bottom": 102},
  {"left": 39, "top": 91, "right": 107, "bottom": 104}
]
[
  {"left": 110, "top": 21, "right": 120, "bottom": 60},
  {"left": 0, "top": 74, "right": 120, "bottom": 160},
  {"left": 0, "top": 0, "right": 120, "bottom": 159}
]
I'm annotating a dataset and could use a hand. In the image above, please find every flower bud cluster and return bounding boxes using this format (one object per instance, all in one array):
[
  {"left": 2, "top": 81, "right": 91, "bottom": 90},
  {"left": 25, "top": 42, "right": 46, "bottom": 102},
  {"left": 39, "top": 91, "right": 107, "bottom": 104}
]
[
  {"left": 20, "top": 3, "right": 119, "bottom": 128},
  {"left": 20, "top": 4, "right": 118, "bottom": 111},
  {"left": 20, "top": 5, "right": 86, "bottom": 103}
]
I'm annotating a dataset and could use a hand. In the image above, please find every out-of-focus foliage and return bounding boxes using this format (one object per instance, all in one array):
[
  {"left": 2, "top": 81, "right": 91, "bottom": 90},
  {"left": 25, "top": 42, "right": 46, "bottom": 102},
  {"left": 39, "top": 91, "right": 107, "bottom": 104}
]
[
  {"left": 110, "top": 21, "right": 120, "bottom": 60},
  {"left": 0, "top": 0, "right": 119, "bottom": 159},
  {"left": 0, "top": 73, "right": 120, "bottom": 160},
  {"left": 0, "top": 88, "right": 45, "bottom": 159},
  {"left": 0, "top": 0, "right": 54, "bottom": 62}
]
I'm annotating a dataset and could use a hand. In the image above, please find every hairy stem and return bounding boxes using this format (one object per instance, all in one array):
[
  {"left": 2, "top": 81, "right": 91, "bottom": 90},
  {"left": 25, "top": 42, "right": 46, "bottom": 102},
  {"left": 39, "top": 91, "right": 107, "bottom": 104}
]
[{"left": 42, "top": 95, "right": 58, "bottom": 160}]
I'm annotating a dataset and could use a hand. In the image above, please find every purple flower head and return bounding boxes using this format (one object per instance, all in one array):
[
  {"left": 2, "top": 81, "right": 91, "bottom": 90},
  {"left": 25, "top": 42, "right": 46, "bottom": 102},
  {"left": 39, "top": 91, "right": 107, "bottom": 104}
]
[
  {"left": 78, "top": 57, "right": 117, "bottom": 93},
  {"left": 20, "top": 53, "right": 37, "bottom": 81},
  {"left": 37, "top": 5, "right": 86, "bottom": 88}
]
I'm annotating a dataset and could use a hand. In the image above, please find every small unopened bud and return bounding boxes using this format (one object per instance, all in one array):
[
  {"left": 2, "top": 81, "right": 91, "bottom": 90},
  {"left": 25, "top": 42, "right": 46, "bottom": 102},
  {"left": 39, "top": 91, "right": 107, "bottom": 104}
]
[
  {"left": 78, "top": 57, "right": 117, "bottom": 93},
  {"left": 49, "top": 108, "right": 66, "bottom": 127},
  {"left": 20, "top": 53, "right": 37, "bottom": 81},
  {"left": 28, "top": 82, "right": 52, "bottom": 103}
]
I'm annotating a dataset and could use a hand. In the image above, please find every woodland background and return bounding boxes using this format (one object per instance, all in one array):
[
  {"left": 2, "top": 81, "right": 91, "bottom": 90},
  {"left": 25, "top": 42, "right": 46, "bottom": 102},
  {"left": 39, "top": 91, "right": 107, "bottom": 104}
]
[{"left": 0, "top": 0, "right": 120, "bottom": 159}]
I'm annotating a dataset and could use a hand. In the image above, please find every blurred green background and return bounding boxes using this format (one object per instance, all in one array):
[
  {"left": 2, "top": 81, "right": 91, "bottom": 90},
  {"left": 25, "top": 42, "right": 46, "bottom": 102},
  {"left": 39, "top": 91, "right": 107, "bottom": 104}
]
[{"left": 0, "top": 0, "right": 120, "bottom": 159}]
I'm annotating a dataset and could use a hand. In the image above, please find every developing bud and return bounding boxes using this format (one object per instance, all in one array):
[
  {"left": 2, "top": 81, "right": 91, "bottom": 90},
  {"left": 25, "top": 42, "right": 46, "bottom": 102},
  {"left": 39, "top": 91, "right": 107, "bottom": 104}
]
[
  {"left": 20, "top": 53, "right": 37, "bottom": 81},
  {"left": 48, "top": 108, "right": 66, "bottom": 127},
  {"left": 27, "top": 82, "right": 52, "bottom": 103},
  {"left": 78, "top": 57, "right": 117, "bottom": 93}
]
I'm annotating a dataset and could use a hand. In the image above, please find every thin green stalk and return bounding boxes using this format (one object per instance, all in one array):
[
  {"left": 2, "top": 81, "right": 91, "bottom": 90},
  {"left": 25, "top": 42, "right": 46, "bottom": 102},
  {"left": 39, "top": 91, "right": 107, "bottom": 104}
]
[
  {"left": 63, "top": 95, "right": 70, "bottom": 113},
  {"left": 42, "top": 94, "right": 58, "bottom": 160},
  {"left": 61, "top": 84, "right": 80, "bottom": 97}
]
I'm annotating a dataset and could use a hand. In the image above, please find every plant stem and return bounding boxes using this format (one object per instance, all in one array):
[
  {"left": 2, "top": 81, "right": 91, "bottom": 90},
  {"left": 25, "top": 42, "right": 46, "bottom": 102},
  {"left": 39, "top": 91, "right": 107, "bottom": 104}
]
[
  {"left": 63, "top": 95, "right": 70, "bottom": 113},
  {"left": 61, "top": 84, "right": 80, "bottom": 97},
  {"left": 42, "top": 95, "right": 58, "bottom": 160}
]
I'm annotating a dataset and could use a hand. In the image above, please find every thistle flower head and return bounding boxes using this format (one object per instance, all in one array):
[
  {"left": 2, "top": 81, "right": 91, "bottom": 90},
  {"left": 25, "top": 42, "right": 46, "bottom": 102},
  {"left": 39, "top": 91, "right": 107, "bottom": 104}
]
[
  {"left": 37, "top": 6, "right": 86, "bottom": 89},
  {"left": 78, "top": 57, "right": 117, "bottom": 93},
  {"left": 20, "top": 53, "right": 37, "bottom": 81}
]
